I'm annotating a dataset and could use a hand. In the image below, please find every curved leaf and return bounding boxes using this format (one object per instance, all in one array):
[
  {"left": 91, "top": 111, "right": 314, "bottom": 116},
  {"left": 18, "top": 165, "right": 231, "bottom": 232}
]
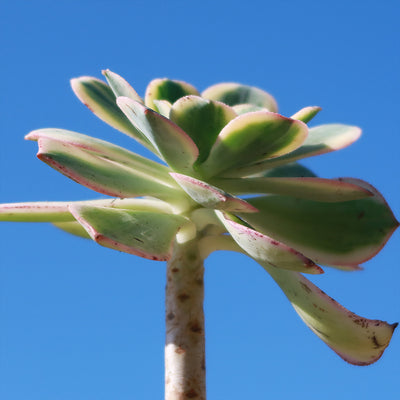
[
  {"left": 26, "top": 128, "right": 175, "bottom": 185},
  {"left": 70, "top": 76, "right": 153, "bottom": 150},
  {"left": 145, "top": 78, "right": 199, "bottom": 110},
  {"left": 216, "top": 211, "right": 322, "bottom": 274},
  {"left": 212, "top": 177, "right": 373, "bottom": 202},
  {"left": 202, "top": 82, "right": 278, "bottom": 112},
  {"left": 32, "top": 135, "right": 180, "bottom": 201},
  {"left": 153, "top": 100, "right": 172, "bottom": 118},
  {"left": 291, "top": 106, "right": 322, "bottom": 123},
  {"left": 170, "top": 173, "right": 257, "bottom": 213},
  {"left": 240, "top": 185, "right": 399, "bottom": 266},
  {"left": 200, "top": 112, "right": 308, "bottom": 177},
  {"left": 102, "top": 69, "right": 143, "bottom": 103},
  {"left": 70, "top": 205, "right": 189, "bottom": 261},
  {"left": 169, "top": 95, "right": 237, "bottom": 164},
  {"left": 117, "top": 97, "right": 199, "bottom": 173},
  {"left": 231, "top": 124, "right": 361, "bottom": 176},
  {"left": 261, "top": 162, "right": 316, "bottom": 178},
  {"left": 263, "top": 264, "right": 397, "bottom": 365}
]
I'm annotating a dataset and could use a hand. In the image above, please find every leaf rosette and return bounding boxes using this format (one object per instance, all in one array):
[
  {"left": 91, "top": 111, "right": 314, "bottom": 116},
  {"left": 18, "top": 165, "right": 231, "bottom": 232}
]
[{"left": 1, "top": 69, "right": 398, "bottom": 366}]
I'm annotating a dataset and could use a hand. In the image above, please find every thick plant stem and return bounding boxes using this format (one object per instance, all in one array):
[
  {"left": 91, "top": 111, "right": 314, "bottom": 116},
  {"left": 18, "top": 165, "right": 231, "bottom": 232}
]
[{"left": 165, "top": 238, "right": 206, "bottom": 400}]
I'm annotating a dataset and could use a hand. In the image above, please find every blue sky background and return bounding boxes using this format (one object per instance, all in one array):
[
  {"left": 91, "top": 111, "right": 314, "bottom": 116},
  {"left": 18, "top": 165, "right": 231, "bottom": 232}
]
[{"left": 1, "top": 0, "right": 399, "bottom": 399}]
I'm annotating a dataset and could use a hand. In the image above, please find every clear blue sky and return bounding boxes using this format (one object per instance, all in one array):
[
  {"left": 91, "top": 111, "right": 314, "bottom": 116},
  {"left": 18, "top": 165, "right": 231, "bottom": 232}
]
[{"left": 1, "top": 1, "right": 399, "bottom": 399}]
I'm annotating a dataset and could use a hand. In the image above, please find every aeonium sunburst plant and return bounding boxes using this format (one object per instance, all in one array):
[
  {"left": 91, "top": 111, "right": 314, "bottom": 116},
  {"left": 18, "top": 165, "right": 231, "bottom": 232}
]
[{"left": 1, "top": 69, "right": 398, "bottom": 400}]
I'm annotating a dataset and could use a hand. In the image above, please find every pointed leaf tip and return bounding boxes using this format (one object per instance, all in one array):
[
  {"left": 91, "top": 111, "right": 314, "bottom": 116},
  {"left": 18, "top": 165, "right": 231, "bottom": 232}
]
[
  {"left": 170, "top": 173, "right": 258, "bottom": 213},
  {"left": 102, "top": 69, "right": 143, "bottom": 103},
  {"left": 117, "top": 96, "right": 199, "bottom": 173},
  {"left": 70, "top": 76, "right": 153, "bottom": 149},
  {"left": 264, "top": 266, "right": 397, "bottom": 365},
  {"left": 217, "top": 211, "right": 323, "bottom": 274},
  {"left": 201, "top": 111, "right": 308, "bottom": 177}
]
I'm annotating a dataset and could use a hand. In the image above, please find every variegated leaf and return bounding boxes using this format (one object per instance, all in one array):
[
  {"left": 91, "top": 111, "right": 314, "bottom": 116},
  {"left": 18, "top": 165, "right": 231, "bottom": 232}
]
[
  {"left": 30, "top": 134, "right": 180, "bottom": 201},
  {"left": 70, "top": 204, "right": 190, "bottom": 260},
  {"left": 202, "top": 82, "right": 278, "bottom": 112},
  {"left": 263, "top": 263, "right": 397, "bottom": 365},
  {"left": 145, "top": 78, "right": 199, "bottom": 110},
  {"left": 70, "top": 76, "right": 153, "bottom": 150},
  {"left": 170, "top": 173, "right": 257, "bottom": 213},
  {"left": 212, "top": 177, "right": 372, "bottom": 202},
  {"left": 117, "top": 97, "right": 199, "bottom": 173},
  {"left": 239, "top": 183, "right": 398, "bottom": 266},
  {"left": 200, "top": 111, "right": 308, "bottom": 177},
  {"left": 169, "top": 95, "right": 237, "bottom": 164},
  {"left": 216, "top": 211, "right": 322, "bottom": 274},
  {"left": 229, "top": 124, "right": 361, "bottom": 176}
]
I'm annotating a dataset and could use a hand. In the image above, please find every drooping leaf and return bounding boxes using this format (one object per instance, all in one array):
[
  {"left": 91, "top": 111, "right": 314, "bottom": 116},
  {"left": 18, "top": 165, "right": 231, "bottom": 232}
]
[
  {"left": 169, "top": 95, "right": 237, "bottom": 164},
  {"left": 145, "top": 78, "right": 199, "bottom": 110},
  {"left": 202, "top": 82, "right": 278, "bottom": 112},
  {"left": 170, "top": 173, "right": 257, "bottom": 213},
  {"left": 199, "top": 111, "right": 308, "bottom": 178},
  {"left": 291, "top": 106, "right": 322, "bottom": 123},
  {"left": 239, "top": 183, "right": 399, "bottom": 266},
  {"left": 216, "top": 211, "right": 322, "bottom": 274},
  {"left": 117, "top": 97, "right": 199, "bottom": 173},
  {"left": 70, "top": 76, "right": 153, "bottom": 150},
  {"left": 70, "top": 205, "right": 190, "bottom": 260},
  {"left": 212, "top": 177, "right": 373, "bottom": 202},
  {"left": 102, "top": 69, "right": 143, "bottom": 103},
  {"left": 263, "top": 263, "right": 397, "bottom": 365},
  {"left": 31, "top": 134, "right": 180, "bottom": 201},
  {"left": 230, "top": 124, "right": 361, "bottom": 176}
]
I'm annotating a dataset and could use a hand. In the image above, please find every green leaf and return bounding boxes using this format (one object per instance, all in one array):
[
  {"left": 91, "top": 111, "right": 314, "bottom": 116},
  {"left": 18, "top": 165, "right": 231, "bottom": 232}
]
[
  {"left": 291, "top": 106, "right": 322, "bottom": 123},
  {"left": 29, "top": 130, "right": 180, "bottom": 201},
  {"left": 102, "top": 69, "right": 143, "bottom": 103},
  {"left": 169, "top": 95, "right": 237, "bottom": 164},
  {"left": 0, "top": 201, "right": 74, "bottom": 222},
  {"left": 232, "top": 104, "right": 270, "bottom": 115},
  {"left": 53, "top": 221, "right": 91, "bottom": 239},
  {"left": 0, "top": 198, "right": 174, "bottom": 222},
  {"left": 153, "top": 100, "right": 172, "bottom": 118},
  {"left": 239, "top": 180, "right": 399, "bottom": 266},
  {"left": 145, "top": 78, "right": 199, "bottom": 110},
  {"left": 70, "top": 76, "right": 153, "bottom": 150},
  {"left": 263, "top": 264, "right": 397, "bottom": 365},
  {"left": 216, "top": 211, "right": 322, "bottom": 274},
  {"left": 70, "top": 205, "right": 190, "bottom": 260},
  {"left": 170, "top": 173, "right": 257, "bottom": 213},
  {"left": 202, "top": 82, "right": 278, "bottom": 112},
  {"left": 199, "top": 112, "right": 308, "bottom": 178},
  {"left": 261, "top": 163, "right": 316, "bottom": 178},
  {"left": 27, "top": 128, "right": 175, "bottom": 183},
  {"left": 212, "top": 177, "right": 373, "bottom": 202},
  {"left": 117, "top": 97, "right": 199, "bottom": 173},
  {"left": 231, "top": 124, "right": 361, "bottom": 176}
]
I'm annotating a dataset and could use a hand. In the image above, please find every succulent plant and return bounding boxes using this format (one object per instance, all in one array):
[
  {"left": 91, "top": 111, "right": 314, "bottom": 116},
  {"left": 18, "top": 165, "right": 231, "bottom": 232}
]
[{"left": 1, "top": 70, "right": 398, "bottom": 399}]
